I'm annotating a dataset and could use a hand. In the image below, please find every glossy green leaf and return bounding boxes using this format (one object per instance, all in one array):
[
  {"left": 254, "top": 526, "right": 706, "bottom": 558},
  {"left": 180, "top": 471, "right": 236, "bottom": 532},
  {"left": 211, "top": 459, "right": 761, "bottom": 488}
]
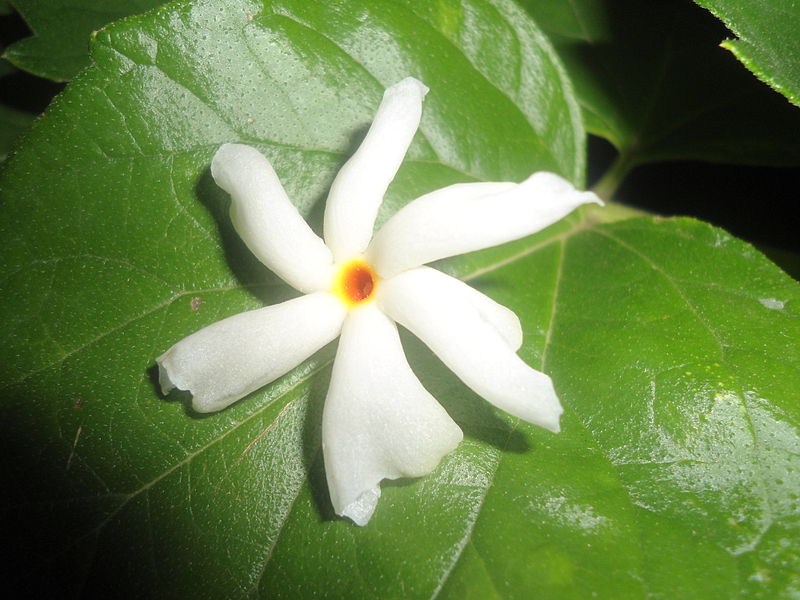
[
  {"left": 1, "top": 0, "right": 582, "bottom": 596},
  {"left": 695, "top": 0, "right": 800, "bottom": 108},
  {"left": 4, "top": 0, "right": 167, "bottom": 81},
  {"left": 519, "top": 0, "right": 800, "bottom": 168},
  {"left": 3, "top": 1, "right": 800, "bottom": 598}
]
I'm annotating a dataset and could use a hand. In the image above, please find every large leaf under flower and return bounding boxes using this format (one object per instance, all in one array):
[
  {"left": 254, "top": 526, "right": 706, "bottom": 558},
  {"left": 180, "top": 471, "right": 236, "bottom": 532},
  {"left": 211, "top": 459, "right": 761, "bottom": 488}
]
[{"left": 1, "top": 0, "right": 798, "bottom": 598}]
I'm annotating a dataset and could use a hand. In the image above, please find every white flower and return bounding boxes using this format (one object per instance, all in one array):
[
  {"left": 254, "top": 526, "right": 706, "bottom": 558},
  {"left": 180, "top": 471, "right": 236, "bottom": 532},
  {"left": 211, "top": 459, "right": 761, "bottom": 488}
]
[{"left": 157, "top": 77, "right": 602, "bottom": 526}]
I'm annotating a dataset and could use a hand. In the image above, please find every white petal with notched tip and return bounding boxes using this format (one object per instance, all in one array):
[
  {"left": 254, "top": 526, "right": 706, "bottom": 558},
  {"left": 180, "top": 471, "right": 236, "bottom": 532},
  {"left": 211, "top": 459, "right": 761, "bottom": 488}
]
[
  {"left": 323, "top": 303, "right": 463, "bottom": 525},
  {"left": 157, "top": 292, "right": 346, "bottom": 413}
]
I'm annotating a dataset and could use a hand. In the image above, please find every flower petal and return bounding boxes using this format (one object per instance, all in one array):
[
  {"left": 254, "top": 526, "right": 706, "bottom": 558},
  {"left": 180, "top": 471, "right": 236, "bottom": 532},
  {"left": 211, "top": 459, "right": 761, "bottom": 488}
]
[
  {"left": 323, "top": 77, "right": 428, "bottom": 261},
  {"left": 323, "top": 303, "right": 463, "bottom": 526},
  {"left": 368, "top": 173, "right": 602, "bottom": 278},
  {"left": 407, "top": 267, "right": 522, "bottom": 350},
  {"left": 158, "top": 292, "right": 346, "bottom": 413},
  {"left": 378, "top": 269, "right": 563, "bottom": 432},
  {"left": 211, "top": 143, "right": 334, "bottom": 293}
]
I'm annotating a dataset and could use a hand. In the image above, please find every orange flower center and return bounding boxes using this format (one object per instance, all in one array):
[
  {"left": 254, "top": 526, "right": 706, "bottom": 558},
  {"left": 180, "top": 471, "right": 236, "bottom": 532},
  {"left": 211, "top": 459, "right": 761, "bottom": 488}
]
[{"left": 333, "top": 259, "right": 378, "bottom": 307}]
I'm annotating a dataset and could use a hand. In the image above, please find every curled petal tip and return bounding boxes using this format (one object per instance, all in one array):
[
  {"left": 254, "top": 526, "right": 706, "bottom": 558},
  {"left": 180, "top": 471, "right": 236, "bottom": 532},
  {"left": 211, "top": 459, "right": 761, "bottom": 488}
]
[
  {"left": 388, "top": 76, "right": 430, "bottom": 99},
  {"left": 540, "top": 411, "right": 562, "bottom": 434},
  {"left": 523, "top": 379, "right": 564, "bottom": 433},
  {"left": 339, "top": 487, "right": 381, "bottom": 526},
  {"left": 156, "top": 353, "right": 218, "bottom": 414},
  {"left": 542, "top": 172, "right": 604, "bottom": 208},
  {"left": 533, "top": 392, "right": 564, "bottom": 433},
  {"left": 209, "top": 143, "right": 256, "bottom": 192},
  {"left": 583, "top": 189, "right": 604, "bottom": 207},
  {"left": 155, "top": 354, "right": 176, "bottom": 396},
  {"left": 155, "top": 350, "right": 224, "bottom": 414},
  {"left": 509, "top": 391, "right": 563, "bottom": 433}
]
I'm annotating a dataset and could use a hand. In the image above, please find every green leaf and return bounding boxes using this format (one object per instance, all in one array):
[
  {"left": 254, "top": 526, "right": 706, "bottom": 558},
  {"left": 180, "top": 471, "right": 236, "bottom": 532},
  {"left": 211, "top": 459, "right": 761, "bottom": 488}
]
[
  {"left": 695, "top": 0, "right": 800, "bottom": 108},
  {"left": 3, "top": 0, "right": 800, "bottom": 597},
  {"left": 4, "top": 0, "right": 167, "bottom": 81},
  {"left": 519, "top": 0, "right": 800, "bottom": 169}
]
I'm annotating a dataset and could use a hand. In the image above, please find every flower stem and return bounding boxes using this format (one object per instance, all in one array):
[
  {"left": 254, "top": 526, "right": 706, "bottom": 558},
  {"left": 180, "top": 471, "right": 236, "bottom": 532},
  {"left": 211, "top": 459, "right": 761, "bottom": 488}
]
[{"left": 592, "top": 151, "right": 636, "bottom": 202}]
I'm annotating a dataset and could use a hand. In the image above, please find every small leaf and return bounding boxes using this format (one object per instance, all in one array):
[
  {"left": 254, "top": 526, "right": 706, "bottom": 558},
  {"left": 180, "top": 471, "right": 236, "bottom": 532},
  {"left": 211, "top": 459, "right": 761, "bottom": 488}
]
[
  {"left": 695, "top": 0, "right": 800, "bottom": 107},
  {"left": 4, "top": 0, "right": 167, "bottom": 81},
  {"left": 520, "top": 0, "right": 800, "bottom": 168}
]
